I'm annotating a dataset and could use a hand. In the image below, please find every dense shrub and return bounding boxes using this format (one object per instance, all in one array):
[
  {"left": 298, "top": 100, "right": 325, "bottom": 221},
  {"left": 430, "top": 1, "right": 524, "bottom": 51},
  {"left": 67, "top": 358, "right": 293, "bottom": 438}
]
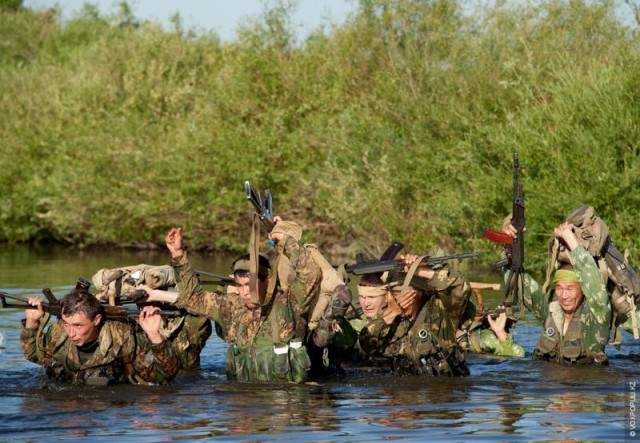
[{"left": 1, "top": 0, "right": 638, "bottom": 276}]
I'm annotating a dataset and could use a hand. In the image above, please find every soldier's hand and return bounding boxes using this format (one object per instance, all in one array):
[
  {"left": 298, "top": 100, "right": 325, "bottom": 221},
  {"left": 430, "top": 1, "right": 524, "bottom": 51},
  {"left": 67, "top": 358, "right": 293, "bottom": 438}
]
[
  {"left": 166, "top": 227, "right": 184, "bottom": 258},
  {"left": 382, "top": 292, "right": 402, "bottom": 325},
  {"left": 503, "top": 221, "right": 527, "bottom": 239},
  {"left": 400, "top": 254, "right": 418, "bottom": 270},
  {"left": 138, "top": 306, "right": 164, "bottom": 344},
  {"left": 135, "top": 284, "right": 153, "bottom": 302},
  {"left": 503, "top": 223, "right": 518, "bottom": 238},
  {"left": 269, "top": 216, "right": 285, "bottom": 244},
  {"left": 397, "top": 289, "right": 421, "bottom": 320},
  {"left": 400, "top": 254, "right": 434, "bottom": 279},
  {"left": 554, "top": 222, "right": 579, "bottom": 251},
  {"left": 24, "top": 297, "right": 45, "bottom": 329},
  {"left": 487, "top": 310, "right": 509, "bottom": 342}
]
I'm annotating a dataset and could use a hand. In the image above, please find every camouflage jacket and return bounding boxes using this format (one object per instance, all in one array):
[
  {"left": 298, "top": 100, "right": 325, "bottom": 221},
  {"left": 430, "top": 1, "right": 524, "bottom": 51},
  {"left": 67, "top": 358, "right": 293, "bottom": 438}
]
[
  {"left": 20, "top": 315, "right": 178, "bottom": 386},
  {"left": 349, "top": 267, "right": 472, "bottom": 375},
  {"left": 458, "top": 302, "right": 525, "bottom": 357},
  {"left": 465, "top": 329, "right": 525, "bottom": 357},
  {"left": 275, "top": 236, "right": 322, "bottom": 312},
  {"left": 522, "top": 246, "right": 611, "bottom": 364},
  {"left": 171, "top": 252, "right": 310, "bottom": 383},
  {"left": 160, "top": 312, "right": 212, "bottom": 370}
]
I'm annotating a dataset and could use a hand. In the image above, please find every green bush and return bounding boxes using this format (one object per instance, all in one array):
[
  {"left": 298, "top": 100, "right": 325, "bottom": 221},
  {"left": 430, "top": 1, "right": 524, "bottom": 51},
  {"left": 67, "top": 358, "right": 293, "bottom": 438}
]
[{"left": 1, "top": 0, "right": 639, "bottom": 278}]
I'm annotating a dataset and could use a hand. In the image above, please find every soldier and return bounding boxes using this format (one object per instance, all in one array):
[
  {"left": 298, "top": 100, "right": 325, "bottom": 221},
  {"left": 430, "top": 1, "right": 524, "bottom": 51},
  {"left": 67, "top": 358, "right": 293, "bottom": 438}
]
[
  {"left": 266, "top": 218, "right": 354, "bottom": 377},
  {"left": 135, "top": 284, "right": 213, "bottom": 371},
  {"left": 462, "top": 311, "right": 525, "bottom": 357},
  {"left": 151, "top": 226, "right": 312, "bottom": 383},
  {"left": 500, "top": 221, "right": 611, "bottom": 364},
  {"left": 93, "top": 264, "right": 213, "bottom": 371},
  {"left": 348, "top": 254, "right": 471, "bottom": 376},
  {"left": 457, "top": 284, "right": 525, "bottom": 357},
  {"left": 20, "top": 288, "right": 179, "bottom": 386}
]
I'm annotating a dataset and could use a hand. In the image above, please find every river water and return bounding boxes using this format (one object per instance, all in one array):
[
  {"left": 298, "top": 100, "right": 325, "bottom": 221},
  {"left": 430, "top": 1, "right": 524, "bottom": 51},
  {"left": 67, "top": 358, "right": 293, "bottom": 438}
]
[{"left": 0, "top": 244, "right": 637, "bottom": 442}]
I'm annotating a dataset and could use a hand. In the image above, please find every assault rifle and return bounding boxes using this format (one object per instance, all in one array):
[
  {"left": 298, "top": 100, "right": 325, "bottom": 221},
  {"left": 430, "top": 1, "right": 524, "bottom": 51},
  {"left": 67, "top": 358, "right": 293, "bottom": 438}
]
[
  {"left": 482, "top": 153, "right": 526, "bottom": 313},
  {"left": 0, "top": 290, "right": 182, "bottom": 322},
  {"left": 345, "top": 252, "right": 478, "bottom": 276},
  {"left": 245, "top": 181, "right": 275, "bottom": 230},
  {"left": 195, "top": 269, "right": 236, "bottom": 286}
]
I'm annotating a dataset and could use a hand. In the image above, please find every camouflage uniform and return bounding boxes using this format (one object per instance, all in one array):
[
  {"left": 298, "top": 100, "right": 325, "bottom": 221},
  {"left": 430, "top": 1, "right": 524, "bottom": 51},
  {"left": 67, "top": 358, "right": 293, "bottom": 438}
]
[
  {"left": 464, "top": 327, "right": 525, "bottom": 357},
  {"left": 20, "top": 314, "right": 178, "bottom": 386},
  {"left": 160, "top": 313, "right": 212, "bottom": 370},
  {"left": 351, "top": 267, "right": 472, "bottom": 376},
  {"left": 171, "top": 252, "right": 311, "bottom": 383},
  {"left": 271, "top": 224, "right": 354, "bottom": 377},
  {"left": 271, "top": 234, "right": 321, "bottom": 331},
  {"left": 458, "top": 303, "right": 525, "bottom": 357},
  {"left": 523, "top": 245, "right": 611, "bottom": 364},
  {"left": 92, "top": 262, "right": 213, "bottom": 370}
]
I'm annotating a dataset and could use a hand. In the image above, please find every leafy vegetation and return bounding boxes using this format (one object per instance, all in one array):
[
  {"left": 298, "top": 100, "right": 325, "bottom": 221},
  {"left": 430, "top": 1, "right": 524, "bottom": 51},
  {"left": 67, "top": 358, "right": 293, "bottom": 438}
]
[{"left": 1, "top": 0, "right": 639, "bottom": 276}]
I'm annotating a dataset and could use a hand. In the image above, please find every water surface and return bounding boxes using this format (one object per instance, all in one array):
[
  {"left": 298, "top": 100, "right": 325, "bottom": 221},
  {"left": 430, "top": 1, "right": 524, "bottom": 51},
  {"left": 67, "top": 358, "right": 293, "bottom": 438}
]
[{"left": 0, "top": 245, "right": 636, "bottom": 442}]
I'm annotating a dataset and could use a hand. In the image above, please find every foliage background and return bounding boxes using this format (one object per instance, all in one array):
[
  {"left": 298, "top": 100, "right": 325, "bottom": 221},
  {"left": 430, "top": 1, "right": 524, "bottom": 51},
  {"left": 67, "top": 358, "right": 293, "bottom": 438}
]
[{"left": 1, "top": 0, "right": 639, "bottom": 276}]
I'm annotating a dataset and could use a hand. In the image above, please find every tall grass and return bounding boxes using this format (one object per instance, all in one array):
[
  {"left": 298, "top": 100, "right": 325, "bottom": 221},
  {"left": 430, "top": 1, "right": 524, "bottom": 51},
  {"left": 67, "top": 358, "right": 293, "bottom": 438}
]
[{"left": 1, "top": 0, "right": 639, "bottom": 276}]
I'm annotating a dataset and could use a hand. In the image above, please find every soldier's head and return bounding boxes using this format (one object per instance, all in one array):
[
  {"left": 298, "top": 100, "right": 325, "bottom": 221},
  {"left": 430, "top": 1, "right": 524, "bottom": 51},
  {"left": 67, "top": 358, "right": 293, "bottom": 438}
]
[
  {"left": 232, "top": 253, "right": 271, "bottom": 309},
  {"left": 357, "top": 273, "right": 388, "bottom": 319},
  {"left": 553, "top": 264, "right": 584, "bottom": 315},
  {"left": 60, "top": 289, "right": 105, "bottom": 346}
]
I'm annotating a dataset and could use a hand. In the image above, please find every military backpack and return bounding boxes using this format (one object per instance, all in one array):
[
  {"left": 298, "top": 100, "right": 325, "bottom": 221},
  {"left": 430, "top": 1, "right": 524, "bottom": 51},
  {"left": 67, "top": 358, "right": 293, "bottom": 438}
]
[{"left": 542, "top": 206, "right": 640, "bottom": 342}]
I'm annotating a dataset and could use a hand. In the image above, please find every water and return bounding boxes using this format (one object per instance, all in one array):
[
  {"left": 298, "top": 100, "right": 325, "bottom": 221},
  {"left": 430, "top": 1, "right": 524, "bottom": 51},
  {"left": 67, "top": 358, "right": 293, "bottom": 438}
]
[{"left": 0, "top": 245, "right": 637, "bottom": 442}]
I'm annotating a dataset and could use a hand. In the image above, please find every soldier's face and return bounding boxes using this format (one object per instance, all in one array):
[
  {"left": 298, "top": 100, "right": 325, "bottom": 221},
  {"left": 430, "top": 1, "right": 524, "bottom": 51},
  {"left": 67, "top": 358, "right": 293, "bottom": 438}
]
[
  {"left": 61, "top": 312, "right": 102, "bottom": 346},
  {"left": 555, "top": 281, "right": 584, "bottom": 315},
  {"left": 235, "top": 274, "right": 266, "bottom": 309},
  {"left": 359, "top": 294, "right": 386, "bottom": 319}
]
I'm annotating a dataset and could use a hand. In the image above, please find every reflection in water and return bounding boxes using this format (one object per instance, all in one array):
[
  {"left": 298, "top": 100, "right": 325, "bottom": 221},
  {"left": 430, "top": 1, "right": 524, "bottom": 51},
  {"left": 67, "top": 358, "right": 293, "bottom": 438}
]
[{"left": 211, "top": 384, "right": 340, "bottom": 436}]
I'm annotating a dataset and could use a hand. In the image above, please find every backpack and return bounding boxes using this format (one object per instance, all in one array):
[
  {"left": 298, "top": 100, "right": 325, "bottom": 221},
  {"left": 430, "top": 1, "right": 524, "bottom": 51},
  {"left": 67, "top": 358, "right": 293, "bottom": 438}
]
[
  {"left": 91, "top": 264, "right": 176, "bottom": 304},
  {"left": 542, "top": 206, "right": 640, "bottom": 342}
]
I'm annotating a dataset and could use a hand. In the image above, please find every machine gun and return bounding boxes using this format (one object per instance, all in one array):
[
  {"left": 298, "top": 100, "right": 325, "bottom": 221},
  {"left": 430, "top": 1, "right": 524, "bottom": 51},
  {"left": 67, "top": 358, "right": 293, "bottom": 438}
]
[
  {"left": 245, "top": 180, "right": 274, "bottom": 230},
  {"left": 482, "top": 153, "right": 526, "bottom": 314},
  {"left": 345, "top": 252, "right": 478, "bottom": 276}
]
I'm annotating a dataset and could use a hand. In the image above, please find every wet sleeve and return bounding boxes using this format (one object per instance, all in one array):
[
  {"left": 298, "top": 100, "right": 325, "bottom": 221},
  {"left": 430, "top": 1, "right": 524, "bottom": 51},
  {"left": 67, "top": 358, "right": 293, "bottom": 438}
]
[
  {"left": 473, "top": 329, "right": 525, "bottom": 357},
  {"left": 20, "top": 321, "right": 41, "bottom": 363},
  {"left": 20, "top": 314, "right": 55, "bottom": 364},
  {"left": 132, "top": 333, "right": 179, "bottom": 384},
  {"left": 357, "top": 316, "right": 392, "bottom": 355}
]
